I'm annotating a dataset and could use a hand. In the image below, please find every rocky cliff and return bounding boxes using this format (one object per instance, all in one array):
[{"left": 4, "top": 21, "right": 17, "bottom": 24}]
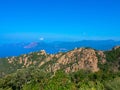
[{"left": 0, "top": 47, "right": 109, "bottom": 77}]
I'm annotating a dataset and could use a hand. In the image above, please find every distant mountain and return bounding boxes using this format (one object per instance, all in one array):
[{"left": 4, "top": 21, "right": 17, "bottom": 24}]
[{"left": 0, "top": 40, "right": 120, "bottom": 58}]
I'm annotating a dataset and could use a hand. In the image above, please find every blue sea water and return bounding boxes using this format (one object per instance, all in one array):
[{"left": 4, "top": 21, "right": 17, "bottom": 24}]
[{"left": 0, "top": 40, "right": 120, "bottom": 58}]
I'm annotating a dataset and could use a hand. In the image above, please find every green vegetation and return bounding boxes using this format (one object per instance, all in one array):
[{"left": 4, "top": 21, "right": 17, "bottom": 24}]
[
  {"left": 0, "top": 47, "right": 120, "bottom": 90},
  {"left": 0, "top": 66, "right": 120, "bottom": 90},
  {"left": 105, "top": 47, "right": 120, "bottom": 62},
  {"left": 104, "top": 77, "right": 120, "bottom": 90}
]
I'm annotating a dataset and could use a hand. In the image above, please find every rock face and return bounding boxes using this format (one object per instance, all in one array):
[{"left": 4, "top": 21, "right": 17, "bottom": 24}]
[
  {"left": 97, "top": 51, "right": 106, "bottom": 64},
  {"left": 3, "top": 48, "right": 107, "bottom": 75},
  {"left": 45, "top": 48, "right": 100, "bottom": 73}
]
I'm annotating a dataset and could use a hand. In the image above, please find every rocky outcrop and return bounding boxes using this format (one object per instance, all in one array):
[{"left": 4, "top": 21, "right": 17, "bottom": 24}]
[
  {"left": 42, "top": 48, "right": 104, "bottom": 73},
  {"left": 6, "top": 48, "right": 107, "bottom": 74},
  {"left": 97, "top": 51, "right": 106, "bottom": 64}
]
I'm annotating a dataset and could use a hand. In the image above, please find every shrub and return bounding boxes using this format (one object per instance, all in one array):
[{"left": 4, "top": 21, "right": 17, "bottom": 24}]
[{"left": 104, "top": 77, "right": 120, "bottom": 90}]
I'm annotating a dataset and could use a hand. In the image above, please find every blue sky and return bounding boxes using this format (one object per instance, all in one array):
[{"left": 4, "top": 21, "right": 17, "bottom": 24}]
[{"left": 0, "top": 0, "right": 120, "bottom": 42}]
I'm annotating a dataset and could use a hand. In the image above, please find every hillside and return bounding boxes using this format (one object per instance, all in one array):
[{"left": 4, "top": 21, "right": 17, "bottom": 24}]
[
  {"left": 0, "top": 46, "right": 120, "bottom": 90},
  {"left": 0, "top": 47, "right": 105, "bottom": 77}
]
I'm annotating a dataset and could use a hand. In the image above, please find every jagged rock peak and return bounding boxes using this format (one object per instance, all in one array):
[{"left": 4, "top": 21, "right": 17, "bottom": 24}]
[{"left": 40, "top": 50, "right": 47, "bottom": 55}]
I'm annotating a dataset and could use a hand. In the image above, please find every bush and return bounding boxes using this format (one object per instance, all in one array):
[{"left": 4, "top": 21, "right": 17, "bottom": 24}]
[
  {"left": 44, "top": 71, "right": 76, "bottom": 90},
  {"left": 104, "top": 77, "right": 120, "bottom": 90}
]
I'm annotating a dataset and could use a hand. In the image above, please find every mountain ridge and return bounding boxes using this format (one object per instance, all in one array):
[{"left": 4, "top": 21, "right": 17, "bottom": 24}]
[
  {"left": 0, "top": 46, "right": 120, "bottom": 90},
  {"left": 1, "top": 45, "right": 120, "bottom": 78}
]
